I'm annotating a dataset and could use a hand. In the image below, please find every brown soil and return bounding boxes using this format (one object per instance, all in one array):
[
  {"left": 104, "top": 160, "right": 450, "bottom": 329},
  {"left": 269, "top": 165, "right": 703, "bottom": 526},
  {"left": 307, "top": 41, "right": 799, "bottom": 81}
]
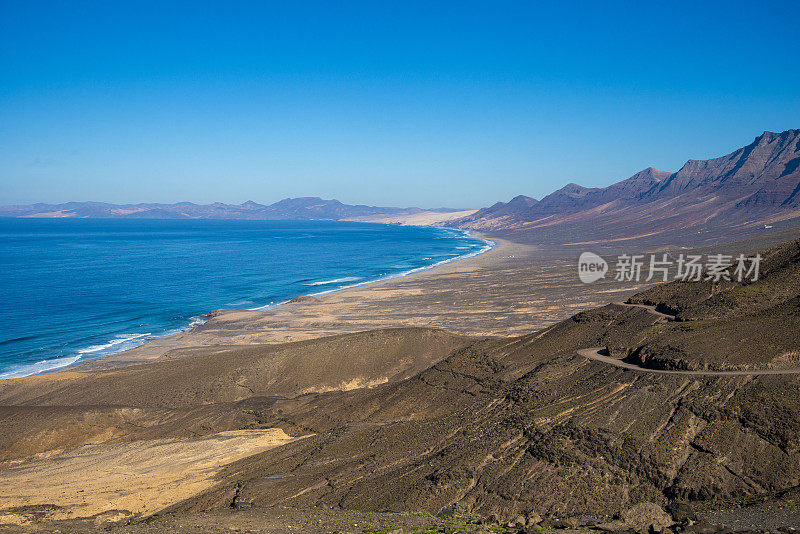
[{"left": 1, "top": 228, "right": 800, "bottom": 532}]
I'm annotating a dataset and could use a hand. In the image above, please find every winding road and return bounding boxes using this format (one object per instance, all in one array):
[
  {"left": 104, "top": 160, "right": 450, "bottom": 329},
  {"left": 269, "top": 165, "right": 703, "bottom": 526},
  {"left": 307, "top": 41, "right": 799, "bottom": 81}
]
[{"left": 576, "top": 302, "right": 800, "bottom": 377}]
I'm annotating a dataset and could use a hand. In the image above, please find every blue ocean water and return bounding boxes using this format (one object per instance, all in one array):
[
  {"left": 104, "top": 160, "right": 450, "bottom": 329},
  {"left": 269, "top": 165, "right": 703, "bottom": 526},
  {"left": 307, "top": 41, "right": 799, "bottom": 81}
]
[{"left": 0, "top": 218, "right": 493, "bottom": 379}]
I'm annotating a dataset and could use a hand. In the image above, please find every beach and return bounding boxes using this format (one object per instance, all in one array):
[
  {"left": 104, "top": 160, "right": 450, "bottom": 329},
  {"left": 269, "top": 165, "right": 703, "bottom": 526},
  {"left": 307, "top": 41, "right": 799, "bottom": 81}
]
[
  {"left": 0, "top": 230, "right": 651, "bottom": 528},
  {"left": 72, "top": 233, "right": 648, "bottom": 370},
  {"left": 2, "top": 227, "right": 800, "bottom": 531},
  {"left": 0, "top": 219, "right": 492, "bottom": 379}
]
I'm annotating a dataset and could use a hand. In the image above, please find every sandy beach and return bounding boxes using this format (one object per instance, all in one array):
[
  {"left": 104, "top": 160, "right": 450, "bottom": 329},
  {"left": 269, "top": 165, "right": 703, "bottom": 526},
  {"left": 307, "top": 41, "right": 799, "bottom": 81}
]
[
  {"left": 2, "top": 228, "right": 800, "bottom": 532},
  {"left": 73, "top": 233, "right": 649, "bottom": 370}
]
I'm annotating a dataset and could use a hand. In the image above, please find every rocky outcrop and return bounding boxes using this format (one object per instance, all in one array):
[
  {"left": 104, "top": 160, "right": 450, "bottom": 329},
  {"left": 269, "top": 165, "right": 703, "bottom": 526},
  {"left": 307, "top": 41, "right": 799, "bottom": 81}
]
[{"left": 619, "top": 502, "right": 673, "bottom": 532}]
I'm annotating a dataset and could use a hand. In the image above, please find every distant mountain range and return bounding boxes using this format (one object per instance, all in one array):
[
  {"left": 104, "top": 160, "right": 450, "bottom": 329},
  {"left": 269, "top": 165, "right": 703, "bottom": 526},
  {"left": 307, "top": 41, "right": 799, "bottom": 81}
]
[
  {"left": 0, "top": 197, "right": 464, "bottom": 222},
  {"left": 455, "top": 128, "right": 800, "bottom": 245},
  {"left": 5, "top": 129, "right": 799, "bottom": 244}
]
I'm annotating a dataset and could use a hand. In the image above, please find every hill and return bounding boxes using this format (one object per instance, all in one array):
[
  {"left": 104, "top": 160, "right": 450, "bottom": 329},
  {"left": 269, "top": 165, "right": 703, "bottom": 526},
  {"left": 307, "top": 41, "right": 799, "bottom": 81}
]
[
  {"left": 172, "top": 240, "right": 800, "bottom": 518},
  {"left": 1, "top": 237, "right": 799, "bottom": 531}
]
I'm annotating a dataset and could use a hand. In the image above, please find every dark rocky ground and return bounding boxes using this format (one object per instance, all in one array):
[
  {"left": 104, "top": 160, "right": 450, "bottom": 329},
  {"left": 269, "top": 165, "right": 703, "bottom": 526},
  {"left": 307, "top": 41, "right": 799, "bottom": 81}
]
[
  {"left": 622, "top": 238, "right": 800, "bottom": 370},
  {"left": 1, "top": 236, "right": 799, "bottom": 533},
  {"left": 1, "top": 502, "right": 797, "bottom": 533}
]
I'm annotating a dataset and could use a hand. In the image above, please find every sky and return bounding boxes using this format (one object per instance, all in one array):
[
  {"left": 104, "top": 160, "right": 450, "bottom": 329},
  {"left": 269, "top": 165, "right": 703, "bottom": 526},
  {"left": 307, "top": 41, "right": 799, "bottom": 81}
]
[{"left": 1, "top": 1, "right": 799, "bottom": 209}]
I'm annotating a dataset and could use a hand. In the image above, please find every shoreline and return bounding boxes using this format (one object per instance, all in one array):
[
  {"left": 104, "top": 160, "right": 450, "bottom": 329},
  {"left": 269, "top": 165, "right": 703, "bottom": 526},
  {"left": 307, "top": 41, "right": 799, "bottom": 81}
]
[
  {"left": 3, "top": 232, "right": 800, "bottom": 530},
  {"left": 247, "top": 227, "right": 496, "bottom": 310},
  {"left": 63, "top": 230, "right": 513, "bottom": 372},
  {"left": 10, "top": 227, "right": 497, "bottom": 377},
  {"left": 14, "top": 223, "right": 798, "bottom": 378}
]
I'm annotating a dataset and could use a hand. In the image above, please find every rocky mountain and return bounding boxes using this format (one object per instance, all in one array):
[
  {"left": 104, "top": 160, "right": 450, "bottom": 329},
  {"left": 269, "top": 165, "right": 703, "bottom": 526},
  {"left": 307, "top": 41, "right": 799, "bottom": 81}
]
[
  {"left": 472, "top": 194, "right": 538, "bottom": 220},
  {"left": 457, "top": 129, "right": 800, "bottom": 245},
  {"left": 0, "top": 197, "right": 462, "bottom": 221}
]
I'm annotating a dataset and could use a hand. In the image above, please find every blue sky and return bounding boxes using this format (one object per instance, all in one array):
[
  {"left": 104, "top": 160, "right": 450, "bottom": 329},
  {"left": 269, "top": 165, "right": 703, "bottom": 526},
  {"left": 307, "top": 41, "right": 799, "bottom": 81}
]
[{"left": 1, "top": 1, "right": 799, "bottom": 208}]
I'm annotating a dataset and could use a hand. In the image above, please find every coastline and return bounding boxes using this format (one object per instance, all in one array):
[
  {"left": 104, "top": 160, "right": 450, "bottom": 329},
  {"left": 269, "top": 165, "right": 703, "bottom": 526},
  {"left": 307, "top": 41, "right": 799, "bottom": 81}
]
[
  {"left": 4, "top": 229, "right": 798, "bottom": 529},
  {"left": 64, "top": 231, "right": 649, "bottom": 372},
  {"left": 13, "top": 221, "right": 798, "bottom": 375},
  {"left": 53, "top": 227, "right": 499, "bottom": 373},
  {"left": 0, "top": 223, "right": 491, "bottom": 380},
  {"left": 247, "top": 227, "right": 496, "bottom": 310},
  {"left": 38, "top": 219, "right": 792, "bottom": 377}
]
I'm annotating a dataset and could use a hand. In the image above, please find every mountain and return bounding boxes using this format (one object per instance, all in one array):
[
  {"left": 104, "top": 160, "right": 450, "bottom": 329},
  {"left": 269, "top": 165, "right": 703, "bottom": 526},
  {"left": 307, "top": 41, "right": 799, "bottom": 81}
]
[
  {"left": 0, "top": 197, "right": 463, "bottom": 221},
  {"left": 463, "top": 194, "right": 538, "bottom": 224},
  {"left": 456, "top": 129, "right": 800, "bottom": 245}
]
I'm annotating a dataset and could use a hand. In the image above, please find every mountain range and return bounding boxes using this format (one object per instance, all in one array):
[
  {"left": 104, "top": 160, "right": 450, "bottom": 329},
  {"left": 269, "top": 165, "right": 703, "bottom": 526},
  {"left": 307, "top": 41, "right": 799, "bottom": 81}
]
[
  {"left": 455, "top": 129, "right": 800, "bottom": 245},
  {"left": 0, "top": 197, "right": 462, "bottom": 222},
  {"left": 4, "top": 129, "right": 800, "bottom": 247}
]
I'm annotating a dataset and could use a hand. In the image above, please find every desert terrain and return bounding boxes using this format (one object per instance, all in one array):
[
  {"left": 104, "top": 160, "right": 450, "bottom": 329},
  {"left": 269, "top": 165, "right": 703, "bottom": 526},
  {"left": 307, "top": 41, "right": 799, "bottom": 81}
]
[{"left": 1, "top": 225, "right": 799, "bottom": 533}]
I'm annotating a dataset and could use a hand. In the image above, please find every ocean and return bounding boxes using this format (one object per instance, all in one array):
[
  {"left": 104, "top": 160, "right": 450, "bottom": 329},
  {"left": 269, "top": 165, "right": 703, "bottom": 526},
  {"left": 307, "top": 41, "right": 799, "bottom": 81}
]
[{"left": 0, "top": 218, "right": 493, "bottom": 379}]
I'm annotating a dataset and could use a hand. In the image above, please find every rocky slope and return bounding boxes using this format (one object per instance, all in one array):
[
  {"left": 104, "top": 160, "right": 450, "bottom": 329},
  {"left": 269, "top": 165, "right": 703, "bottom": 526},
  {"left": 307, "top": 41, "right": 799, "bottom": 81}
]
[
  {"left": 457, "top": 129, "right": 800, "bottom": 245},
  {"left": 1, "top": 238, "right": 799, "bottom": 532},
  {"left": 609, "top": 238, "right": 800, "bottom": 371},
  {"left": 163, "top": 238, "right": 800, "bottom": 519}
]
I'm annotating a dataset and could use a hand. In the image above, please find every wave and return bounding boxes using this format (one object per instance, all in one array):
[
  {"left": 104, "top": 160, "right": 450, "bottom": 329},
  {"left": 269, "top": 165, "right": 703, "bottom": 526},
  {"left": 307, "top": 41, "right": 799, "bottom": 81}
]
[
  {"left": 304, "top": 276, "right": 362, "bottom": 286},
  {"left": 159, "top": 316, "right": 208, "bottom": 337},
  {"left": 248, "top": 232, "right": 496, "bottom": 307},
  {"left": 77, "top": 332, "right": 152, "bottom": 354},
  {"left": 0, "top": 314, "right": 213, "bottom": 380},
  {"left": 0, "top": 355, "right": 82, "bottom": 380},
  {"left": 0, "top": 335, "right": 38, "bottom": 347}
]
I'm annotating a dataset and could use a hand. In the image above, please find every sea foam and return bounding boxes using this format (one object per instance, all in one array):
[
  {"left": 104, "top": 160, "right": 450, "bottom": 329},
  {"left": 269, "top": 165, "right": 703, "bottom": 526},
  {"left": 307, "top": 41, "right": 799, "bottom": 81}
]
[
  {"left": 0, "top": 355, "right": 82, "bottom": 380},
  {"left": 77, "top": 332, "right": 152, "bottom": 354},
  {"left": 305, "top": 276, "right": 363, "bottom": 286}
]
